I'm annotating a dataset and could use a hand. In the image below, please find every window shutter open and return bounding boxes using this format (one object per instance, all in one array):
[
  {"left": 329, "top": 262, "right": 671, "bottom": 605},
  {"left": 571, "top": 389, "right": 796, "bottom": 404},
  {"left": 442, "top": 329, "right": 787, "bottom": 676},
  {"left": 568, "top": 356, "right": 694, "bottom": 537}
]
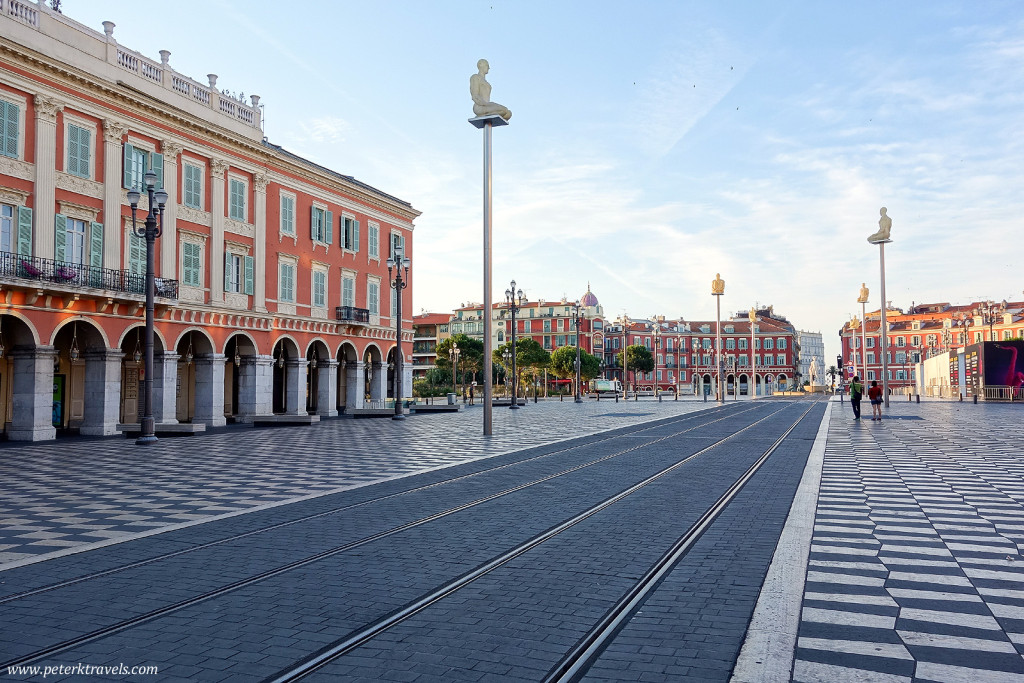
[
  {"left": 89, "top": 221, "right": 103, "bottom": 269},
  {"left": 353, "top": 220, "right": 360, "bottom": 252},
  {"left": 123, "top": 143, "right": 134, "bottom": 188},
  {"left": 325, "top": 210, "right": 333, "bottom": 244},
  {"left": 67, "top": 124, "right": 80, "bottom": 174},
  {"left": 243, "top": 255, "right": 254, "bottom": 295},
  {"left": 17, "top": 206, "right": 32, "bottom": 256},
  {"left": 129, "top": 232, "right": 145, "bottom": 275},
  {"left": 54, "top": 214, "right": 67, "bottom": 263},
  {"left": 151, "top": 152, "right": 164, "bottom": 188},
  {"left": 224, "top": 252, "right": 232, "bottom": 291},
  {"left": 310, "top": 205, "right": 317, "bottom": 241}
]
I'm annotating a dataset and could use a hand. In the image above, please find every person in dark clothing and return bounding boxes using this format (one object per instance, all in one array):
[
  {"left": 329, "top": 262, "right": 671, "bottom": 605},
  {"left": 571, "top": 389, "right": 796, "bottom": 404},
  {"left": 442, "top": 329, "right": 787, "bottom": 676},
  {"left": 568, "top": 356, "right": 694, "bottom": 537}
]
[
  {"left": 868, "top": 380, "right": 883, "bottom": 420},
  {"left": 848, "top": 375, "right": 863, "bottom": 419}
]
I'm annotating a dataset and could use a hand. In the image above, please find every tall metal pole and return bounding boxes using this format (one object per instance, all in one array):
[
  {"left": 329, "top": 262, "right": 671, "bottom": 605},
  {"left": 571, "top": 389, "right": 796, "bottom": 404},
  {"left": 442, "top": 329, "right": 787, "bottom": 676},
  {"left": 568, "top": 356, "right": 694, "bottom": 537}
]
[
  {"left": 878, "top": 242, "right": 890, "bottom": 408},
  {"left": 715, "top": 294, "right": 723, "bottom": 402},
  {"left": 482, "top": 121, "right": 493, "bottom": 434},
  {"left": 389, "top": 251, "right": 409, "bottom": 420},
  {"left": 750, "top": 308, "right": 756, "bottom": 398},
  {"left": 574, "top": 302, "right": 583, "bottom": 403},
  {"left": 860, "top": 300, "right": 868, "bottom": 381}
]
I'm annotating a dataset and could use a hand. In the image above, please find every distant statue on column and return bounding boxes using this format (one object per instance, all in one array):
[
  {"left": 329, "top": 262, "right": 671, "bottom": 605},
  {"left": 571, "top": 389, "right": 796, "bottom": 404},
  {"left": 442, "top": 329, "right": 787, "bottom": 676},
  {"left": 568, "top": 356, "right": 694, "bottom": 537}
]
[
  {"left": 470, "top": 59, "right": 512, "bottom": 121},
  {"left": 858, "top": 282, "right": 869, "bottom": 303},
  {"left": 868, "top": 207, "right": 892, "bottom": 243}
]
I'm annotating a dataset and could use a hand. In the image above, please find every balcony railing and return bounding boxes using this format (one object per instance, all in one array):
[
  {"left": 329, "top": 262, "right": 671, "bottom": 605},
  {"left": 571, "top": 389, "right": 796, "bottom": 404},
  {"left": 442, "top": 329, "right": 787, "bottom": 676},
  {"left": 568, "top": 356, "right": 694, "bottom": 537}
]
[
  {"left": 0, "top": 251, "right": 178, "bottom": 298},
  {"left": 336, "top": 305, "right": 370, "bottom": 323}
]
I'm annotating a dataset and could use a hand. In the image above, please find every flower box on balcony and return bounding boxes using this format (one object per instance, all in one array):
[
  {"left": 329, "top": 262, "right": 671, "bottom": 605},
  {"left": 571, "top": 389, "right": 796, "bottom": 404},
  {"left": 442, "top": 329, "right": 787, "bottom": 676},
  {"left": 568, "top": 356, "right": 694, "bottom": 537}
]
[{"left": 19, "top": 260, "right": 42, "bottom": 278}]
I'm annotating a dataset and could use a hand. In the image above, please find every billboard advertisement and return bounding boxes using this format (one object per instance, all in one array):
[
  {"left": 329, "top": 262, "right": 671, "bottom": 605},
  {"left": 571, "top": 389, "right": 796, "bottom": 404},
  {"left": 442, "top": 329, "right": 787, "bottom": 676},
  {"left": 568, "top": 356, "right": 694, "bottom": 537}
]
[{"left": 981, "top": 340, "right": 1024, "bottom": 392}]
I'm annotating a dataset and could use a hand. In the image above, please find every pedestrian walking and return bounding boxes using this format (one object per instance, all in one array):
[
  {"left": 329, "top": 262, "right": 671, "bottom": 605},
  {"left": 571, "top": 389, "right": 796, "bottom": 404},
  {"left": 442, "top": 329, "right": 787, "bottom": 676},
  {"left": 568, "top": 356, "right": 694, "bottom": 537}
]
[
  {"left": 868, "top": 380, "right": 883, "bottom": 420},
  {"left": 848, "top": 375, "right": 863, "bottom": 419}
]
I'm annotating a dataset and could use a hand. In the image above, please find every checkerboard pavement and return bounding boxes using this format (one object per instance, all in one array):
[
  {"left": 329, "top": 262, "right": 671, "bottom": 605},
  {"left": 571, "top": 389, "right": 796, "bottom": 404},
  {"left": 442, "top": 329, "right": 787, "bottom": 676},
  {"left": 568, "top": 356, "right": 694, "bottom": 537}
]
[
  {"left": 0, "top": 398, "right": 718, "bottom": 568},
  {"left": 786, "top": 399, "right": 1024, "bottom": 682}
]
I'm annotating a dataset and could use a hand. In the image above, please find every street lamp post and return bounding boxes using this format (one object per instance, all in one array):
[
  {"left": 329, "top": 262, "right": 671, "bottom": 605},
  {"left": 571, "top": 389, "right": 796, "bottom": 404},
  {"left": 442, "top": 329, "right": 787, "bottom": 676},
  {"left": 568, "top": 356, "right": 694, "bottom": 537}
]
[
  {"left": 652, "top": 323, "right": 661, "bottom": 402},
  {"left": 502, "top": 349, "right": 511, "bottom": 398},
  {"left": 450, "top": 343, "right": 460, "bottom": 402},
  {"left": 749, "top": 307, "right": 757, "bottom": 397},
  {"left": 127, "top": 171, "right": 168, "bottom": 445},
  {"left": 572, "top": 300, "right": 583, "bottom": 403},
  {"left": 505, "top": 281, "right": 524, "bottom": 409},
  {"left": 977, "top": 300, "right": 1007, "bottom": 341},
  {"left": 868, "top": 209, "right": 892, "bottom": 408},
  {"left": 954, "top": 312, "right": 973, "bottom": 400},
  {"left": 387, "top": 247, "right": 411, "bottom": 420},
  {"left": 712, "top": 273, "right": 725, "bottom": 403},
  {"left": 621, "top": 314, "right": 631, "bottom": 399}
]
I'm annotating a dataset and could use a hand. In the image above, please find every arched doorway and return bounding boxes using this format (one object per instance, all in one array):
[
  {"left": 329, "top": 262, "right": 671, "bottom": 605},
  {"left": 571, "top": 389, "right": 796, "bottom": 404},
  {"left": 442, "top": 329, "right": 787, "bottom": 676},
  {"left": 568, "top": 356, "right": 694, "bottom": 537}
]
[
  {"left": 336, "top": 342, "right": 359, "bottom": 413},
  {"left": 306, "top": 339, "right": 333, "bottom": 415},
  {"left": 766, "top": 374, "right": 775, "bottom": 395},
  {"left": 363, "top": 344, "right": 384, "bottom": 407},
  {"left": 272, "top": 337, "right": 303, "bottom": 415},
  {"left": 0, "top": 313, "right": 51, "bottom": 441},
  {"left": 224, "top": 334, "right": 258, "bottom": 421},
  {"left": 702, "top": 373, "right": 713, "bottom": 396},
  {"left": 739, "top": 373, "right": 749, "bottom": 396},
  {"left": 53, "top": 319, "right": 115, "bottom": 435},
  {"left": 777, "top": 374, "right": 788, "bottom": 392},
  {"left": 726, "top": 373, "right": 735, "bottom": 397},
  {"left": 175, "top": 329, "right": 217, "bottom": 424},
  {"left": 118, "top": 325, "right": 167, "bottom": 425}
]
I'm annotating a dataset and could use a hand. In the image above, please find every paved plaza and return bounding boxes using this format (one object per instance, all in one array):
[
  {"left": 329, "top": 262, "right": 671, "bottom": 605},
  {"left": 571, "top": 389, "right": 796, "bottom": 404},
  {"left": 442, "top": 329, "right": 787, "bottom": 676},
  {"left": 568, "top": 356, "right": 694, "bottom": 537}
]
[{"left": 2, "top": 395, "right": 1024, "bottom": 681}]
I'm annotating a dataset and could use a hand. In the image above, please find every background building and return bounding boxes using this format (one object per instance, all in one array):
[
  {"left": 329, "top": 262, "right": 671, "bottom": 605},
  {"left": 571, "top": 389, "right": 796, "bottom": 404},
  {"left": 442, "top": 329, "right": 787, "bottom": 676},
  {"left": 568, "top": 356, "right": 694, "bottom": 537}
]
[
  {"left": 0, "top": 4, "right": 417, "bottom": 439},
  {"left": 798, "top": 331, "right": 824, "bottom": 386}
]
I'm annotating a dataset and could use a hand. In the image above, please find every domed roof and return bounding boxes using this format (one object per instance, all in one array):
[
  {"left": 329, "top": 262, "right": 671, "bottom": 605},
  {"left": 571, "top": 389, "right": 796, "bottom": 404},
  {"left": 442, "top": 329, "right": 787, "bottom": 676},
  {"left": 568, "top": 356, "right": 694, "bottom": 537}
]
[{"left": 580, "top": 283, "right": 599, "bottom": 308}]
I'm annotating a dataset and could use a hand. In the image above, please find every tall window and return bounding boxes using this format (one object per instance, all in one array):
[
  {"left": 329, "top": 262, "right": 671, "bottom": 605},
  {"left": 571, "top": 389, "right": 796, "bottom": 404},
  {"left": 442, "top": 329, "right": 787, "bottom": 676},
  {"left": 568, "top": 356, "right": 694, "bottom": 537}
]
[
  {"left": 67, "top": 124, "right": 91, "bottom": 178},
  {"left": 764, "top": 338, "right": 774, "bottom": 350},
  {"left": 343, "top": 217, "right": 360, "bottom": 251},
  {"left": 311, "top": 206, "right": 330, "bottom": 243},
  {"left": 125, "top": 145, "right": 147, "bottom": 190},
  {"left": 229, "top": 179, "right": 246, "bottom": 221},
  {"left": 183, "top": 164, "right": 202, "bottom": 209},
  {"left": 368, "top": 280, "right": 379, "bottom": 316},
  {"left": 1, "top": 100, "right": 20, "bottom": 158},
  {"left": 313, "top": 271, "right": 326, "bottom": 308},
  {"left": 739, "top": 338, "right": 748, "bottom": 350},
  {"left": 369, "top": 225, "right": 379, "bottom": 258},
  {"left": 182, "top": 243, "right": 201, "bottom": 287},
  {"left": 280, "top": 194, "right": 295, "bottom": 236},
  {"left": 778, "top": 338, "right": 787, "bottom": 350},
  {"left": 0, "top": 203, "right": 12, "bottom": 252},
  {"left": 342, "top": 275, "right": 355, "bottom": 308},
  {"left": 279, "top": 261, "right": 295, "bottom": 302},
  {"left": 726, "top": 338, "right": 735, "bottom": 350},
  {"left": 63, "top": 218, "right": 87, "bottom": 265},
  {"left": 226, "top": 253, "right": 242, "bottom": 293}
]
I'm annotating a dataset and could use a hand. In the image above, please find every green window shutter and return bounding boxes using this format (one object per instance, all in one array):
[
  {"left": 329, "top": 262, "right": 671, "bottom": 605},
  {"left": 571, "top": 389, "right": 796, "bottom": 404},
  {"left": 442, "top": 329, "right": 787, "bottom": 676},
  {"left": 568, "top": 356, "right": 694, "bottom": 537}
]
[
  {"left": 188, "top": 244, "right": 202, "bottom": 287},
  {"left": 79, "top": 127, "right": 91, "bottom": 177},
  {"left": 181, "top": 243, "right": 194, "bottom": 286},
  {"left": 150, "top": 152, "right": 164, "bottom": 188},
  {"left": 184, "top": 165, "right": 199, "bottom": 208},
  {"left": 1, "top": 102, "right": 18, "bottom": 158},
  {"left": 353, "top": 220, "right": 360, "bottom": 252},
  {"left": 243, "top": 255, "right": 254, "bottom": 295},
  {"left": 399, "top": 234, "right": 406, "bottom": 259},
  {"left": 67, "top": 124, "right": 80, "bottom": 175},
  {"left": 54, "top": 214, "right": 67, "bottom": 263},
  {"left": 123, "top": 143, "right": 134, "bottom": 188},
  {"left": 224, "top": 251, "right": 232, "bottom": 291},
  {"left": 310, "top": 205, "right": 317, "bottom": 241},
  {"left": 89, "top": 221, "right": 103, "bottom": 269},
  {"left": 325, "top": 210, "right": 333, "bottom": 244},
  {"left": 129, "top": 232, "right": 145, "bottom": 275},
  {"left": 17, "top": 206, "right": 32, "bottom": 256}
]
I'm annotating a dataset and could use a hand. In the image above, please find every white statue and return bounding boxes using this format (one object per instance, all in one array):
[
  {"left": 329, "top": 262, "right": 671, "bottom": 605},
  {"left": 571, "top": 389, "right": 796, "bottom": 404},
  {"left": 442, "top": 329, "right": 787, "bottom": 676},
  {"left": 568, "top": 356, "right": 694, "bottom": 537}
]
[
  {"left": 470, "top": 59, "right": 512, "bottom": 121},
  {"left": 868, "top": 207, "right": 892, "bottom": 243},
  {"left": 809, "top": 358, "right": 820, "bottom": 386}
]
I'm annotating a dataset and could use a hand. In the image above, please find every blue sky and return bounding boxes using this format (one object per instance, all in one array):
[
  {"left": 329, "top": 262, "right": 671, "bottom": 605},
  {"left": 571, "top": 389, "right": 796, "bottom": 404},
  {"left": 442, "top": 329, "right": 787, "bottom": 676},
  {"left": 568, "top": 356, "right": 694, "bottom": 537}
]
[{"left": 72, "top": 1, "right": 1024, "bottom": 366}]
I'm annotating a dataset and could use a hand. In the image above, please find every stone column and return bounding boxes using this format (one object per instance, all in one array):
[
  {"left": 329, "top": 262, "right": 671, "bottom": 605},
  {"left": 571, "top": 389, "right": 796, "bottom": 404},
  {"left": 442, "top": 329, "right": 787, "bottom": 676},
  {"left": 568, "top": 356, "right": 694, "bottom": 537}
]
[
  {"left": 253, "top": 172, "right": 269, "bottom": 312},
  {"left": 345, "top": 361, "right": 365, "bottom": 411},
  {"left": 317, "top": 360, "right": 338, "bottom": 417},
  {"left": 284, "top": 358, "right": 308, "bottom": 415},
  {"left": 8, "top": 346, "right": 57, "bottom": 441},
  {"left": 371, "top": 360, "right": 387, "bottom": 403},
  {"left": 209, "top": 158, "right": 230, "bottom": 304},
  {"left": 236, "top": 355, "right": 274, "bottom": 421},
  {"left": 159, "top": 140, "right": 184, "bottom": 278},
  {"left": 153, "top": 351, "right": 179, "bottom": 424},
  {"left": 193, "top": 353, "right": 226, "bottom": 426},
  {"left": 80, "top": 348, "right": 124, "bottom": 436},
  {"left": 33, "top": 94, "right": 62, "bottom": 259},
  {"left": 102, "top": 120, "right": 128, "bottom": 269}
]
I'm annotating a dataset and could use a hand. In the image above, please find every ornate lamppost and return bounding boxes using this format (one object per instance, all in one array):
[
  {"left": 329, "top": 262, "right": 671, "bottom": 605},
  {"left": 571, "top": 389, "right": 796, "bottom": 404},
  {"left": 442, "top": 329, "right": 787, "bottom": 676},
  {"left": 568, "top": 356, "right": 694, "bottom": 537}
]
[
  {"left": 712, "top": 273, "right": 725, "bottom": 403},
  {"left": 387, "top": 246, "right": 410, "bottom": 420},
  {"left": 621, "top": 314, "right": 631, "bottom": 398},
  {"left": 572, "top": 300, "right": 583, "bottom": 403},
  {"left": 977, "top": 300, "right": 1007, "bottom": 341},
  {"left": 502, "top": 348, "right": 511, "bottom": 398},
  {"left": 127, "top": 171, "right": 168, "bottom": 445},
  {"left": 505, "top": 281, "right": 524, "bottom": 409},
  {"left": 450, "top": 342, "right": 460, "bottom": 401},
  {"left": 749, "top": 307, "right": 757, "bottom": 397},
  {"left": 652, "top": 322, "right": 662, "bottom": 402}
]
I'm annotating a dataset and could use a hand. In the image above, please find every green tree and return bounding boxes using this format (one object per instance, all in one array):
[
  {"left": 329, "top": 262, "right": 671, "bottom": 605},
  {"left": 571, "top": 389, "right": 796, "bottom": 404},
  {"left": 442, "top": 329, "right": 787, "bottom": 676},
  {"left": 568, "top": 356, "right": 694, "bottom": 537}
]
[
  {"left": 549, "top": 346, "right": 602, "bottom": 394},
  {"left": 436, "top": 334, "right": 484, "bottom": 394},
  {"left": 825, "top": 365, "right": 839, "bottom": 391},
  {"left": 494, "top": 337, "right": 550, "bottom": 398},
  {"left": 616, "top": 344, "right": 654, "bottom": 391}
]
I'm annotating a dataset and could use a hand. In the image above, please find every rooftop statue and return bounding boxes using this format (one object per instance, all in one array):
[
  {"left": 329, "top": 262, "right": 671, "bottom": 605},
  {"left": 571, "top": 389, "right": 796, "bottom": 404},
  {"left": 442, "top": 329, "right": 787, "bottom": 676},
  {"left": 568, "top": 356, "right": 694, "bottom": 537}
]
[
  {"left": 867, "top": 207, "right": 892, "bottom": 243},
  {"left": 470, "top": 59, "right": 512, "bottom": 121},
  {"left": 858, "top": 282, "right": 869, "bottom": 304},
  {"left": 711, "top": 273, "right": 725, "bottom": 295}
]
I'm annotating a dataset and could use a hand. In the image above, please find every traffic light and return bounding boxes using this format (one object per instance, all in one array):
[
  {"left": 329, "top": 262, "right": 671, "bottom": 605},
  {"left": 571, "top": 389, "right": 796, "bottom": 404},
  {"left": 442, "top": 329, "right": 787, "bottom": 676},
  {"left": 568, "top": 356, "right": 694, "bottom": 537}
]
[{"left": 837, "top": 355, "right": 843, "bottom": 379}]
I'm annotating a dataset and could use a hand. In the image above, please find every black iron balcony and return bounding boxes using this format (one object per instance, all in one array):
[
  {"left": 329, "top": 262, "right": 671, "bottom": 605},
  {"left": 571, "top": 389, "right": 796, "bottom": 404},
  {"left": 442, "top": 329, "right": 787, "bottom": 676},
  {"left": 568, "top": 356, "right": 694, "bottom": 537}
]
[
  {"left": 0, "top": 251, "right": 178, "bottom": 298},
  {"left": 336, "top": 305, "right": 370, "bottom": 323}
]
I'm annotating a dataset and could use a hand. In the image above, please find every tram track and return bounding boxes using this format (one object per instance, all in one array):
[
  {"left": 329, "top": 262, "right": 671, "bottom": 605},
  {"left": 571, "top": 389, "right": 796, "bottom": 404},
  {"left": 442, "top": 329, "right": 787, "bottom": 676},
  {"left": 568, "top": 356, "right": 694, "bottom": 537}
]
[
  {"left": 0, "top": 404, "right": 743, "bottom": 607},
  {"left": 259, "top": 400, "right": 822, "bottom": 682},
  {"left": 1, "top": 403, "right": 777, "bottom": 672}
]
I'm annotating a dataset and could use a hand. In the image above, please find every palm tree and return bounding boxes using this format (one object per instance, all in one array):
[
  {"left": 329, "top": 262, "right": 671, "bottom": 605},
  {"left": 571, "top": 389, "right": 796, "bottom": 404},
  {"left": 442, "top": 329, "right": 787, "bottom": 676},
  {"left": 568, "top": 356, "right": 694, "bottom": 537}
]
[{"left": 825, "top": 365, "right": 839, "bottom": 393}]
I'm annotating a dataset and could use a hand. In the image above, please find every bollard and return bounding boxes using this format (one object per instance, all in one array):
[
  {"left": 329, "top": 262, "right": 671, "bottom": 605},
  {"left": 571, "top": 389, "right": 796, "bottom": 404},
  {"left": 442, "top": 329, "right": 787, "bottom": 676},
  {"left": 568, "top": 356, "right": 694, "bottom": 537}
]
[
  {"left": 916, "top": 394, "right": 920, "bottom": 403},
  {"left": 908, "top": 392, "right": 912, "bottom": 402},
  {"left": 658, "top": 392, "right": 662, "bottom": 403},
  {"left": 635, "top": 391, "right": 638, "bottom": 402},
  {"left": 703, "top": 392, "right": 707, "bottom": 403},
  {"left": 974, "top": 394, "right": 978, "bottom": 404},
  {"left": 615, "top": 392, "right": 618, "bottom": 403}
]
